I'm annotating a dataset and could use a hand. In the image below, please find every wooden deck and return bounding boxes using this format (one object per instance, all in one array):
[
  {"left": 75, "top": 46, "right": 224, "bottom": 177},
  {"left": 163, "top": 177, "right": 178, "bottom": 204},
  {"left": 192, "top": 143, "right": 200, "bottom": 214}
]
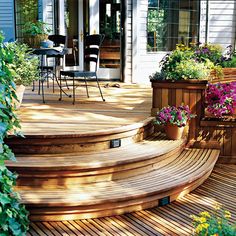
[
  {"left": 18, "top": 82, "right": 152, "bottom": 135},
  {"left": 28, "top": 164, "right": 236, "bottom": 235}
]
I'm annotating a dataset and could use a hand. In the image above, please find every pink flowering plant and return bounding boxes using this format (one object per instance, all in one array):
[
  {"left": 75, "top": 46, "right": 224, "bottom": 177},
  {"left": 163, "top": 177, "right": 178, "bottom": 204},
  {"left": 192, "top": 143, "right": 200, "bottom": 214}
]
[
  {"left": 206, "top": 82, "right": 236, "bottom": 117},
  {"left": 155, "top": 105, "right": 195, "bottom": 127}
]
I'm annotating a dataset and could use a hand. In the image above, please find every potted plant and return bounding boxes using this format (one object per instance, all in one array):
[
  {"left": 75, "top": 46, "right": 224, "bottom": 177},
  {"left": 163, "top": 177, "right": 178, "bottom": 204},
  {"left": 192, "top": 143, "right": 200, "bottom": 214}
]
[
  {"left": 158, "top": 44, "right": 212, "bottom": 81},
  {"left": 155, "top": 105, "right": 196, "bottom": 140},
  {"left": 23, "top": 20, "right": 52, "bottom": 48},
  {"left": 206, "top": 82, "right": 236, "bottom": 117},
  {"left": 5, "top": 42, "right": 39, "bottom": 108}
]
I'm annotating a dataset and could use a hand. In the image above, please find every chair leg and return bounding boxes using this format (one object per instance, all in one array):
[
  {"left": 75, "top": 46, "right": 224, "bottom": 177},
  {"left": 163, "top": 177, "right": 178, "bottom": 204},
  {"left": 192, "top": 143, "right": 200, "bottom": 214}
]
[
  {"left": 72, "top": 76, "right": 75, "bottom": 105},
  {"left": 84, "top": 77, "right": 89, "bottom": 98},
  {"left": 38, "top": 80, "right": 41, "bottom": 95},
  {"left": 41, "top": 80, "right": 45, "bottom": 103},
  {"left": 47, "top": 70, "right": 49, "bottom": 88},
  {"left": 32, "top": 80, "right": 35, "bottom": 92},
  {"left": 52, "top": 71, "right": 55, "bottom": 93},
  {"left": 96, "top": 76, "right": 105, "bottom": 101},
  {"left": 59, "top": 74, "right": 62, "bottom": 101}
]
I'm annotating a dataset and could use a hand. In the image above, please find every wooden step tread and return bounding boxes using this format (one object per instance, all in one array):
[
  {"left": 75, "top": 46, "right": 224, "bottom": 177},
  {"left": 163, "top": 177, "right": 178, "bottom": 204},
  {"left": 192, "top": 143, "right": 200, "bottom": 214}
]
[
  {"left": 6, "top": 132, "right": 185, "bottom": 170},
  {"left": 18, "top": 149, "right": 219, "bottom": 207}
]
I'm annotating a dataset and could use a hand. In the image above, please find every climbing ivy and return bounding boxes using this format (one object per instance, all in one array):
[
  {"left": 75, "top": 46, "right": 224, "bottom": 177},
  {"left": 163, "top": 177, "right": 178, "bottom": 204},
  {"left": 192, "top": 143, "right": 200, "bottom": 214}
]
[{"left": 0, "top": 32, "right": 29, "bottom": 235}]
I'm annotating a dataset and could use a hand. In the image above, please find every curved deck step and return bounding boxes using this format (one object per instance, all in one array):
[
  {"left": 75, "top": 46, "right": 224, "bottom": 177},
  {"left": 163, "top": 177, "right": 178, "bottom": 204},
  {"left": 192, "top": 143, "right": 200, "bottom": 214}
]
[
  {"left": 7, "top": 133, "right": 186, "bottom": 186},
  {"left": 17, "top": 148, "right": 220, "bottom": 221},
  {"left": 6, "top": 117, "right": 154, "bottom": 154}
]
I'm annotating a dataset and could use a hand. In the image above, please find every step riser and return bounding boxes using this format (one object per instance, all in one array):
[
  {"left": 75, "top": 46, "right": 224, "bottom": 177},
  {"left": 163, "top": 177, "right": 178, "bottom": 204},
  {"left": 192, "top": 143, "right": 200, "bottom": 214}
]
[
  {"left": 27, "top": 170, "right": 212, "bottom": 221},
  {"left": 7, "top": 124, "right": 154, "bottom": 154},
  {"left": 12, "top": 144, "right": 185, "bottom": 188}
]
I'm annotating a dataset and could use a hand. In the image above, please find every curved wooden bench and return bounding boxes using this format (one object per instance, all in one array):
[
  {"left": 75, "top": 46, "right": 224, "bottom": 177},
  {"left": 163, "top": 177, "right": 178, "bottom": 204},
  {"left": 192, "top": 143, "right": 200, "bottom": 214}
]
[
  {"left": 6, "top": 117, "right": 154, "bottom": 154},
  {"left": 7, "top": 133, "right": 186, "bottom": 186},
  {"left": 15, "top": 148, "right": 219, "bottom": 221}
]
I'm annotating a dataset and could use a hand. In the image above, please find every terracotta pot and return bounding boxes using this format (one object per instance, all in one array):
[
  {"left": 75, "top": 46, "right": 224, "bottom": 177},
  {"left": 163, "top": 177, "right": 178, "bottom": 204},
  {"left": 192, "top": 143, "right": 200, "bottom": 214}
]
[
  {"left": 164, "top": 123, "right": 185, "bottom": 140},
  {"left": 233, "top": 107, "right": 236, "bottom": 117}
]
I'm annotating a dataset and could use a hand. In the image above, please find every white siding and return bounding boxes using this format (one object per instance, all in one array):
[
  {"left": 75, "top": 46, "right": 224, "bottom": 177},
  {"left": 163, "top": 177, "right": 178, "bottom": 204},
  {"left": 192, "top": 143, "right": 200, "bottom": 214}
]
[
  {"left": 132, "top": 0, "right": 165, "bottom": 84},
  {"left": 132, "top": 0, "right": 236, "bottom": 84},
  {"left": 201, "top": 0, "right": 236, "bottom": 49},
  {"left": 0, "top": 0, "right": 15, "bottom": 41},
  {"left": 125, "top": 0, "right": 132, "bottom": 83}
]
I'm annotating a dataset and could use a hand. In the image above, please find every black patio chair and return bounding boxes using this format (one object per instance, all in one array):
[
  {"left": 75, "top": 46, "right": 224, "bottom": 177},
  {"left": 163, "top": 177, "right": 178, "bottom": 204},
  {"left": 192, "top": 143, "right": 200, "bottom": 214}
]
[{"left": 59, "top": 34, "right": 105, "bottom": 104}]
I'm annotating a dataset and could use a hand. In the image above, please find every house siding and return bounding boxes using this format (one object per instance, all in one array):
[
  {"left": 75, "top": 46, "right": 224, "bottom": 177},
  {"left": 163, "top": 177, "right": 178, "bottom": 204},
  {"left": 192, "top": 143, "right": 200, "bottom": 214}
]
[
  {"left": 132, "top": 0, "right": 236, "bottom": 84},
  {"left": 124, "top": 0, "right": 132, "bottom": 83},
  {"left": 207, "top": 1, "right": 236, "bottom": 49},
  {"left": 132, "top": 0, "right": 165, "bottom": 84},
  {"left": 0, "top": 0, "right": 15, "bottom": 41}
]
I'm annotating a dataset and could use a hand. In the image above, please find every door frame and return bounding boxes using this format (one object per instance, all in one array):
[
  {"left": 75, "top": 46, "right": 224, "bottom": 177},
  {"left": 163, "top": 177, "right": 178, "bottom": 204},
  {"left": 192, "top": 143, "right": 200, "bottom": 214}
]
[
  {"left": 55, "top": 0, "right": 84, "bottom": 70},
  {"left": 90, "top": 0, "right": 125, "bottom": 81}
]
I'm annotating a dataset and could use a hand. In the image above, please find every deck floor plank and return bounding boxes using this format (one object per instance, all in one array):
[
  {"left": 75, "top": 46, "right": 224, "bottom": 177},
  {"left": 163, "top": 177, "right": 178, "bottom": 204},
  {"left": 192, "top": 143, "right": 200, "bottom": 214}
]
[
  {"left": 28, "top": 164, "right": 236, "bottom": 235},
  {"left": 19, "top": 83, "right": 152, "bottom": 135}
]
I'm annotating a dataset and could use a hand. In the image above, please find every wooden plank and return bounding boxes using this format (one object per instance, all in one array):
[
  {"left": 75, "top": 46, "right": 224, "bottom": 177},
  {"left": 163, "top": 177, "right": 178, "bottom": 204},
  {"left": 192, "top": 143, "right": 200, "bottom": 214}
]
[
  {"left": 28, "top": 164, "right": 236, "bottom": 235},
  {"left": 161, "top": 88, "right": 169, "bottom": 107},
  {"left": 175, "top": 88, "right": 183, "bottom": 106}
]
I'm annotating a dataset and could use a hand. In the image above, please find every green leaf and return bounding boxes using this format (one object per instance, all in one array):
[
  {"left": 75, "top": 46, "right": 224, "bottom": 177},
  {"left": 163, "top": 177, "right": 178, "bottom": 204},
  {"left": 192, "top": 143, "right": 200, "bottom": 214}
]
[{"left": 0, "top": 193, "right": 11, "bottom": 206}]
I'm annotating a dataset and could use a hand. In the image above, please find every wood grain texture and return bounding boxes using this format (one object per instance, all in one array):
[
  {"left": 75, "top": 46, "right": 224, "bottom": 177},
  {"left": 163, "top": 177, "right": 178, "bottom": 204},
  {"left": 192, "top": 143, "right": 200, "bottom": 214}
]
[
  {"left": 18, "top": 148, "right": 219, "bottom": 221},
  {"left": 28, "top": 164, "right": 235, "bottom": 236},
  {"left": 7, "top": 83, "right": 154, "bottom": 154}
]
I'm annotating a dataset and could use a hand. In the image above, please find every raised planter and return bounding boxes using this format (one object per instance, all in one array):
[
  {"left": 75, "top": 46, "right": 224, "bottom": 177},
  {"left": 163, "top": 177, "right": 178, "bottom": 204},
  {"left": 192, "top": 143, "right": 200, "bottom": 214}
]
[
  {"left": 211, "top": 68, "right": 236, "bottom": 83},
  {"left": 151, "top": 79, "right": 208, "bottom": 140}
]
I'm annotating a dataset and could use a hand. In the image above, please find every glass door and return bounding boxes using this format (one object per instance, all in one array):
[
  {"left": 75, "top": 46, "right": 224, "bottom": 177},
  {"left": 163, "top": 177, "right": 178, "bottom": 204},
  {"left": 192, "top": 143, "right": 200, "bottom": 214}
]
[
  {"left": 62, "top": 0, "right": 84, "bottom": 70},
  {"left": 92, "top": 0, "right": 121, "bottom": 80}
]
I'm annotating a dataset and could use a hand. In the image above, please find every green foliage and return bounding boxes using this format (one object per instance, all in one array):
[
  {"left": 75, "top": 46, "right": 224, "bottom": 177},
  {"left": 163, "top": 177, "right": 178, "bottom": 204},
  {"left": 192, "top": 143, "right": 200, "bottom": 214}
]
[
  {"left": 149, "top": 71, "right": 165, "bottom": 81},
  {"left": 191, "top": 204, "right": 236, "bottom": 236},
  {"left": 5, "top": 42, "right": 39, "bottom": 86},
  {"left": 21, "top": 0, "right": 38, "bottom": 21},
  {"left": 0, "top": 165, "right": 29, "bottom": 235},
  {"left": 221, "top": 55, "right": 236, "bottom": 68},
  {"left": 150, "top": 43, "right": 224, "bottom": 81},
  {"left": 23, "top": 20, "right": 51, "bottom": 36},
  {"left": 159, "top": 44, "right": 210, "bottom": 80},
  {"left": 173, "top": 59, "right": 211, "bottom": 80},
  {"left": 194, "top": 43, "right": 224, "bottom": 65},
  {"left": 0, "top": 32, "right": 29, "bottom": 235},
  {"left": 147, "top": 9, "right": 166, "bottom": 50}
]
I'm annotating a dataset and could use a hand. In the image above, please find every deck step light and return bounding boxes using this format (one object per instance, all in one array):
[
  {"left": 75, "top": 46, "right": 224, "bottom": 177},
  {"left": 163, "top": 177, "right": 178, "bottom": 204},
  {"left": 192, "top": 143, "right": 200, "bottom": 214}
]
[
  {"left": 110, "top": 139, "right": 121, "bottom": 148},
  {"left": 159, "top": 196, "right": 170, "bottom": 206}
]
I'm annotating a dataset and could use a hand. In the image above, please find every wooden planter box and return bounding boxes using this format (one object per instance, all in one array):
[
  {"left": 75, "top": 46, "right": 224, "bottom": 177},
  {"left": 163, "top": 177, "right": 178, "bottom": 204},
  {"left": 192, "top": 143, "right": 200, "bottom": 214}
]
[
  {"left": 151, "top": 79, "right": 208, "bottom": 140},
  {"left": 211, "top": 68, "right": 236, "bottom": 83}
]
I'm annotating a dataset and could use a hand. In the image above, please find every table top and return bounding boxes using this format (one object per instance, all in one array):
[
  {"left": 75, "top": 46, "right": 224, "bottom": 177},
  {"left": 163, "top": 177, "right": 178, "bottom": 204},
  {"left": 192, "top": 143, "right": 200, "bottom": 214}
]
[{"left": 33, "top": 47, "right": 69, "bottom": 56}]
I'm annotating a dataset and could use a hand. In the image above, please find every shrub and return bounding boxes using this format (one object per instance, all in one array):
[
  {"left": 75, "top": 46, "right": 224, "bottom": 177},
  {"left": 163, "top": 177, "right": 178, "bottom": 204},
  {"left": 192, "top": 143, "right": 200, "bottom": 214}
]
[
  {"left": 0, "top": 32, "right": 29, "bottom": 235},
  {"left": 5, "top": 42, "right": 39, "bottom": 86}
]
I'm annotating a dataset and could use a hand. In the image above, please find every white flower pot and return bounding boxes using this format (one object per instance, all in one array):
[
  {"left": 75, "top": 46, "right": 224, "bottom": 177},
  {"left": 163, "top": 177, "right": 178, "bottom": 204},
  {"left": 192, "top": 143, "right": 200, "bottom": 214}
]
[{"left": 14, "top": 85, "right": 26, "bottom": 109}]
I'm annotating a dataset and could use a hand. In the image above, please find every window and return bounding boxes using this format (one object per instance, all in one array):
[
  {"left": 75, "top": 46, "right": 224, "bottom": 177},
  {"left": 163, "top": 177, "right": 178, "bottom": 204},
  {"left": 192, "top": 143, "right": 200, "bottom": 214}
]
[
  {"left": 147, "top": 0, "right": 200, "bottom": 52},
  {"left": 15, "top": 0, "right": 38, "bottom": 42}
]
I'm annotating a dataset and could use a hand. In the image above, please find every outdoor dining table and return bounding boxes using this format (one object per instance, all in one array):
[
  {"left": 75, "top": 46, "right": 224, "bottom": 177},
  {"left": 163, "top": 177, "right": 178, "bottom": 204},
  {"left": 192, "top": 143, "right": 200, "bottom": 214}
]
[{"left": 32, "top": 47, "right": 69, "bottom": 103}]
